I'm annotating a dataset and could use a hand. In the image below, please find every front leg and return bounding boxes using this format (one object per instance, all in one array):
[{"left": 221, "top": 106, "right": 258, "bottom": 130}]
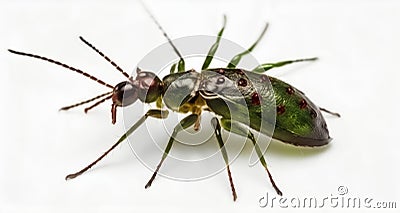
[
  {"left": 145, "top": 114, "right": 198, "bottom": 188},
  {"left": 65, "top": 109, "right": 169, "bottom": 180}
]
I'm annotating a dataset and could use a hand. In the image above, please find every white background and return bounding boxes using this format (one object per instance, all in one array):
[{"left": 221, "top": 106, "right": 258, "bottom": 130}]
[{"left": 1, "top": 0, "right": 399, "bottom": 212}]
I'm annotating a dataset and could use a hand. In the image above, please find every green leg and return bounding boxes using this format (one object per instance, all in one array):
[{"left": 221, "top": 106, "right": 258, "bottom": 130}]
[
  {"left": 177, "top": 58, "right": 185, "bottom": 72},
  {"left": 170, "top": 59, "right": 185, "bottom": 73},
  {"left": 252, "top": 57, "right": 318, "bottom": 73},
  {"left": 227, "top": 23, "right": 269, "bottom": 68},
  {"left": 145, "top": 114, "right": 198, "bottom": 188},
  {"left": 169, "top": 62, "right": 177, "bottom": 74},
  {"left": 220, "top": 118, "right": 283, "bottom": 196},
  {"left": 201, "top": 15, "right": 227, "bottom": 70},
  {"left": 65, "top": 109, "right": 169, "bottom": 180},
  {"left": 211, "top": 117, "right": 237, "bottom": 201}
]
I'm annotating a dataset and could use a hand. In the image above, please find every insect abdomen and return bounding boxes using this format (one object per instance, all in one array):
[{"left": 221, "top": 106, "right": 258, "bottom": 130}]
[
  {"left": 201, "top": 69, "right": 331, "bottom": 147},
  {"left": 268, "top": 76, "right": 331, "bottom": 146}
]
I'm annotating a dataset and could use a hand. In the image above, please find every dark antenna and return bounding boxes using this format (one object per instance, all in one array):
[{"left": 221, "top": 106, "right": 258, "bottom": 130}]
[
  {"left": 8, "top": 49, "right": 114, "bottom": 89},
  {"left": 139, "top": 0, "right": 185, "bottom": 71},
  {"left": 79, "top": 36, "right": 131, "bottom": 79},
  {"left": 59, "top": 91, "right": 112, "bottom": 111},
  {"left": 84, "top": 94, "right": 113, "bottom": 113}
]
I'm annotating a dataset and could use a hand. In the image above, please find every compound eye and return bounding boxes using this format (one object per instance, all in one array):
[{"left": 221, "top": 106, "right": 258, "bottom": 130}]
[{"left": 112, "top": 81, "right": 139, "bottom": 107}]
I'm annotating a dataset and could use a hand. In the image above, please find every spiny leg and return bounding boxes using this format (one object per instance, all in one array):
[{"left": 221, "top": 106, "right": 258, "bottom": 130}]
[
  {"left": 201, "top": 15, "right": 227, "bottom": 70},
  {"left": 8, "top": 49, "right": 114, "bottom": 89},
  {"left": 59, "top": 91, "right": 112, "bottom": 111},
  {"left": 227, "top": 23, "right": 269, "bottom": 68},
  {"left": 220, "top": 119, "right": 282, "bottom": 196},
  {"left": 252, "top": 57, "right": 318, "bottom": 73},
  {"left": 79, "top": 36, "right": 131, "bottom": 79},
  {"left": 65, "top": 109, "right": 169, "bottom": 180},
  {"left": 319, "top": 107, "right": 341, "bottom": 118},
  {"left": 145, "top": 114, "right": 198, "bottom": 188},
  {"left": 211, "top": 117, "right": 237, "bottom": 201}
]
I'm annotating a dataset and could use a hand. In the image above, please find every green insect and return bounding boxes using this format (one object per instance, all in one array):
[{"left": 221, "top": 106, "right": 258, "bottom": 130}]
[{"left": 8, "top": 10, "right": 339, "bottom": 202}]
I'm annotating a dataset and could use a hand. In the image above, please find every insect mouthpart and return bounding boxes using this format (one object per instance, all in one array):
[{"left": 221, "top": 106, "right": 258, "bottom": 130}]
[{"left": 110, "top": 81, "right": 139, "bottom": 124}]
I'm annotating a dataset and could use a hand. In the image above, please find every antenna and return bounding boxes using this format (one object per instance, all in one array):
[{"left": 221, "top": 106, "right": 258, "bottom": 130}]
[
  {"left": 8, "top": 49, "right": 114, "bottom": 89},
  {"left": 79, "top": 36, "right": 131, "bottom": 79},
  {"left": 139, "top": 0, "right": 185, "bottom": 71}
]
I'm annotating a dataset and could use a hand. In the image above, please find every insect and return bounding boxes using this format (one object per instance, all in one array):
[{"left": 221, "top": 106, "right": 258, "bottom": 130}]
[{"left": 8, "top": 7, "right": 340, "bottom": 202}]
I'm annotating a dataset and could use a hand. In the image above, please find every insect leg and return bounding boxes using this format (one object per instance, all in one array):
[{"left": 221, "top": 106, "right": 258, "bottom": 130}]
[
  {"left": 211, "top": 117, "right": 237, "bottom": 201},
  {"left": 177, "top": 58, "right": 186, "bottom": 72},
  {"left": 319, "top": 107, "right": 341, "bottom": 117},
  {"left": 65, "top": 109, "right": 169, "bottom": 180},
  {"left": 226, "top": 23, "right": 269, "bottom": 68},
  {"left": 220, "top": 119, "right": 283, "bottom": 196},
  {"left": 252, "top": 57, "right": 318, "bottom": 73},
  {"left": 59, "top": 91, "right": 112, "bottom": 111},
  {"left": 201, "top": 15, "right": 227, "bottom": 70},
  {"left": 169, "top": 63, "right": 177, "bottom": 74},
  {"left": 145, "top": 114, "right": 198, "bottom": 188}
]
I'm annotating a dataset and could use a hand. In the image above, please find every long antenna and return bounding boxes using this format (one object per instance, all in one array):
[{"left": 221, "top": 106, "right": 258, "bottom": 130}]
[
  {"left": 59, "top": 91, "right": 113, "bottom": 111},
  {"left": 139, "top": 0, "right": 185, "bottom": 71},
  {"left": 8, "top": 49, "right": 114, "bottom": 89},
  {"left": 79, "top": 36, "right": 131, "bottom": 79}
]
